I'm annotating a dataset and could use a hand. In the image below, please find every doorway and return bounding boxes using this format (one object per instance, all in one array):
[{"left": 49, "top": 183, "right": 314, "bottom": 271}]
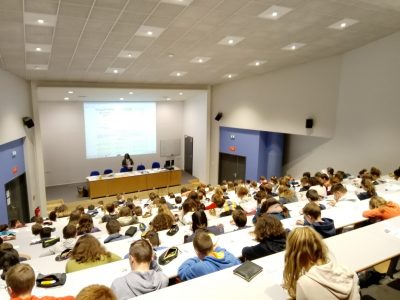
[
  {"left": 5, "top": 173, "right": 30, "bottom": 223},
  {"left": 184, "top": 135, "right": 193, "bottom": 175},
  {"left": 218, "top": 153, "right": 246, "bottom": 183}
]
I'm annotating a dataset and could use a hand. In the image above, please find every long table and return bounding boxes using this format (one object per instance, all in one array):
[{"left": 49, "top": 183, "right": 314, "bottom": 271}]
[{"left": 87, "top": 168, "right": 182, "bottom": 198}]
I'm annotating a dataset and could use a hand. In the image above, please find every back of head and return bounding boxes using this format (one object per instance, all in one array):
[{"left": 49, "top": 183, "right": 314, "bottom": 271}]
[
  {"left": 69, "top": 210, "right": 82, "bottom": 223},
  {"left": 142, "top": 231, "right": 160, "bottom": 248},
  {"left": 259, "top": 198, "right": 280, "bottom": 215},
  {"left": 76, "top": 284, "right": 117, "bottom": 300},
  {"left": 31, "top": 223, "right": 42, "bottom": 236},
  {"left": 5, "top": 264, "right": 35, "bottom": 296},
  {"left": 63, "top": 224, "right": 77, "bottom": 239},
  {"left": 330, "top": 183, "right": 347, "bottom": 194},
  {"left": 302, "top": 172, "right": 311, "bottom": 178},
  {"left": 254, "top": 215, "right": 285, "bottom": 241},
  {"left": 232, "top": 209, "right": 247, "bottom": 228},
  {"left": 119, "top": 206, "right": 131, "bottom": 217},
  {"left": 236, "top": 186, "right": 249, "bottom": 198},
  {"left": 283, "top": 227, "right": 328, "bottom": 298},
  {"left": 193, "top": 231, "right": 213, "bottom": 257},
  {"left": 106, "top": 203, "right": 115, "bottom": 214},
  {"left": 48, "top": 210, "right": 57, "bottom": 221},
  {"left": 77, "top": 214, "right": 94, "bottom": 234},
  {"left": 72, "top": 234, "right": 108, "bottom": 263},
  {"left": 134, "top": 206, "right": 142, "bottom": 216},
  {"left": 192, "top": 210, "right": 208, "bottom": 232},
  {"left": 370, "top": 167, "right": 381, "bottom": 179},
  {"left": 254, "top": 191, "right": 267, "bottom": 204},
  {"left": 40, "top": 227, "right": 52, "bottom": 239},
  {"left": 0, "top": 247, "right": 20, "bottom": 280},
  {"left": 306, "top": 189, "right": 320, "bottom": 202},
  {"left": 129, "top": 239, "right": 152, "bottom": 264},
  {"left": 361, "top": 178, "right": 377, "bottom": 196},
  {"left": 88, "top": 204, "right": 95, "bottom": 211},
  {"left": 76, "top": 205, "right": 85, "bottom": 214},
  {"left": 106, "top": 219, "right": 121, "bottom": 235},
  {"left": 369, "top": 196, "right": 387, "bottom": 209},
  {"left": 151, "top": 213, "right": 174, "bottom": 232},
  {"left": 303, "top": 202, "right": 321, "bottom": 219},
  {"left": 394, "top": 167, "right": 400, "bottom": 179}
]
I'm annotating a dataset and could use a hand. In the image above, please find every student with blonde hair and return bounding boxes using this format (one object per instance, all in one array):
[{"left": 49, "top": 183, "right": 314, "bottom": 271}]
[
  {"left": 283, "top": 227, "right": 360, "bottom": 300},
  {"left": 362, "top": 196, "right": 400, "bottom": 221},
  {"left": 77, "top": 284, "right": 117, "bottom": 300}
]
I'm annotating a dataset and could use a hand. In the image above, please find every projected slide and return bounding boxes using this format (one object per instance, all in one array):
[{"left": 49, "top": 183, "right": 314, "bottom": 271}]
[{"left": 84, "top": 102, "right": 156, "bottom": 159}]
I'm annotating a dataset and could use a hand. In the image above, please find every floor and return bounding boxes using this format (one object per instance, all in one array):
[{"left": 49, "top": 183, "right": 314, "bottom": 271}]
[{"left": 45, "top": 170, "right": 198, "bottom": 203}]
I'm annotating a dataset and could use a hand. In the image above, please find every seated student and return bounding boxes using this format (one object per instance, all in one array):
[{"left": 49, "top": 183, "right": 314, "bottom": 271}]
[
  {"left": 356, "top": 178, "right": 377, "bottom": 200},
  {"left": 40, "top": 224, "right": 77, "bottom": 257},
  {"left": 0, "top": 244, "right": 20, "bottom": 280},
  {"left": 111, "top": 240, "right": 168, "bottom": 299},
  {"left": 5, "top": 264, "right": 74, "bottom": 300},
  {"left": 296, "top": 203, "right": 335, "bottom": 238},
  {"left": 0, "top": 224, "right": 16, "bottom": 241},
  {"left": 66, "top": 234, "right": 121, "bottom": 273},
  {"left": 329, "top": 183, "right": 358, "bottom": 207},
  {"left": 77, "top": 214, "right": 100, "bottom": 235},
  {"left": 9, "top": 219, "right": 25, "bottom": 229},
  {"left": 299, "top": 177, "right": 310, "bottom": 192},
  {"left": 242, "top": 215, "right": 287, "bottom": 261},
  {"left": 232, "top": 209, "right": 249, "bottom": 230},
  {"left": 181, "top": 199, "right": 196, "bottom": 225},
  {"left": 184, "top": 210, "right": 224, "bottom": 243},
  {"left": 116, "top": 206, "right": 138, "bottom": 227},
  {"left": 178, "top": 231, "right": 240, "bottom": 281},
  {"left": 104, "top": 219, "right": 130, "bottom": 244},
  {"left": 370, "top": 166, "right": 382, "bottom": 184},
  {"left": 101, "top": 203, "right": 119, "bottom": 223},
  {"left": 86, "top": 204, "right": 98, "bottom": 217},
  {"left": 305, "top": 189, "right": 326, "bottom": 210},
  {"left": 68, "top": 209, "right": 82, "bottom": 227},
  {"left": 283, "top": 227, "right": 359, "bottom": 300},
  {"left": 150, "top": 212, "right": 175, "bottom": 232},
  {"left": 362, "top": 196, "right": 400, "bottom": 221},
  {"left": 278, "top": 185, "right": 298, "bottom": 204},
  {"left": 219, "top": 198, "right": 242, "bottom": 217},
  {"left": 308, "top": 176, "right": 327, "bottom": 198},
  {"left": 394, "top": 167, "right": 400, "bottom": 180},
  {"left": 236, "top": 186, "right": 257, "bottom": 213},
  {"left": 77, "top": 284, "right": 117, "bottom": 300},
  {"left": 254, "top": 198, "right": 290, "bottom": 223}
]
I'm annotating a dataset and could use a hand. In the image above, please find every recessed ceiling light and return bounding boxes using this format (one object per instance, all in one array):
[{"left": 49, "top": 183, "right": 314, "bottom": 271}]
[
  {"left": 37, "top": 19, "right": 44, "bottom": 24},
  {"left": 166, "top": 97, "right": 171, "bottom": 101},
  {"left": 161, "top": 0, "right": 193, "bottom": 5},
  {"left": 190, "top": 56, "right": 211, "bottom": 64},
  {"left": 105, "top": 68, "right": 125, "bottom": 74},
  {"left": 68, "top": 90, "right": 73, "bottom": 94},
  {"left": 218, "top": 36, "right": 245, "bottom": 46},
  {"left": 170, "top": 71, "right": 187, "bottom": 77},
  {"left": 113, "top": 69, "right": 118, "bottom": 73},
  {"left": 258, "top": 5, "right": 293, "bottom": 20},
  {"left": 248, "top": 60, "right": 267, "bottom": 67},
  {"left": 127, "top": 54, "right": 132, "bottom": 57},
  {"left": 25, "top": 43, "right": 51, "bottom": 53},
  {"left": 26, "top": 64, "right": 48, "bottom": 70},
  {"left": 223, "top": 73, "right": 237, "bottom": 79},
  {"left": 128, "top": 91, "right": 134, "bottom": 95},
  {"left": 36, "top": 47, "right": 42, "bottom": 51},
  {"left": 179, "top": 92, "right": 183, "bottom": 96},
  {"left": 135, "top": 25, "right": 165, "bottom": 38},
  {"left": 168, "top": 53, "right": 175, "bottom": 58},
  {"left": 282, "top": 42, "right": 306, "bottom": 51},
  {"left": 147, "top": 31, "right": 153, "bottom": 36},
  {"left": 120, "top": 97, "right": 124, "bottom": 100},
  {"left": 64, "top": 97, "right": 69, "bottom": 100},
  {"left": 118, "top": 50, "right": 142, "bottom": 59},
  {"left": 24, "top": 12, "right": 57, "bottom": 27},
  {"left": 328, "top": 18, "right": 359, "bottom": 30}
]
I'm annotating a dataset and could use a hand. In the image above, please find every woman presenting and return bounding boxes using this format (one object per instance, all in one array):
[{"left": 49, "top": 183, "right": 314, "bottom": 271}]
[{"left": 122, "top": 153, "right": 134, "bottom": 171}]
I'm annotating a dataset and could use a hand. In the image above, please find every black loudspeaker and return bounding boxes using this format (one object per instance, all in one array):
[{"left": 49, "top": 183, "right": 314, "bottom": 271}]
[
  {"left": 305, "top": 118, "right": 313, "bottom": 129},
  {"left": 23, "top": 117, "right": 35, "bottom": 128},
  {"left": 215, "top": 112, "right": 223, "bottom": 121}
]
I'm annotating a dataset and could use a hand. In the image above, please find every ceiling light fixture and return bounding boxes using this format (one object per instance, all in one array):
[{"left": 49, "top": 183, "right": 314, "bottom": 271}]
[
  {"left": 340, "top": 22, "right": 347, "bottom": 28},
  {"left": 127, "top": 54, "right": 132, "bottom": 58},
  {"left": 120, "top": 97, "right": 124, "bottom": 100},
  {"left": 166, "top": 97, "right": 171, "bottom": 101},
  {"left": 255, "top": 61, "right": 260, "bottom": 66},
  {"left": 291, "top": 45, "right": 296, "bottom": 50},
  {"left": 228, "top": 39, "right": 234, "bottom": 44},
  {"left": 113, "top": 69, "right": 118, "bottom": 74},
  {"left": 198, "top": 58, "right": 203, "bottom": 63},
  {"left": 37, "top": 19, "right": 44, "bottom": 24},
  {"left": 147, "top": 31, "right": 153, "bottom": 36},
  {"left": 176, "top": 72, "right": 181, "bottom": 76},
  {"left": 271, "top": 11, "right": 278, "bottom": 17},
  {"left": 35, "top": 47, "right": 42, "bottom": 51},
  {"left": 179, "top": 92, "right": 183, "bottom": 96},
  {"left": 68, "top": 90, "right": 73, "bottom": 94},
  {"left": 129, "top": 91, "right": 133, "bottom": 95},
  {"left": 64, "top": 97, "right": 69, "bottom": 100}
]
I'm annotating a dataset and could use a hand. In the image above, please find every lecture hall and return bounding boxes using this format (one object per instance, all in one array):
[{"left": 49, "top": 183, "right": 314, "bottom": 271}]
[{"left": 1, "top": 1, "right": 400, "bottom": 300}]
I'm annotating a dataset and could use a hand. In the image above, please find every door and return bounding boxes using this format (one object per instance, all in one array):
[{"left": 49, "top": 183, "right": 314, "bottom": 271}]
[
  {"left": 184, "top": 135, "right": 193, "bottom": 175},
  {"left": 5, "top": 173, "right": 30, "bottom": 223},
  {"left": 218, "top": 153, "right": 246, "bottom": 183}
]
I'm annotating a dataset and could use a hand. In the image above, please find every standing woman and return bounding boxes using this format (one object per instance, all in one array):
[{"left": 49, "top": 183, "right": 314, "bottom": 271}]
[
  {"left": 283, "top": 227, "right": 360, "bottom": 300},
  {"left": 122, "top": 153, "right": 134, "bottom": 171}
]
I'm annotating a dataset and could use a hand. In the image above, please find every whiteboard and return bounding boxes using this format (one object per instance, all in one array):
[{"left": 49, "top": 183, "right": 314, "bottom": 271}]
[{"left": 160, "top": 139, "right": 181, "bottom": 157}]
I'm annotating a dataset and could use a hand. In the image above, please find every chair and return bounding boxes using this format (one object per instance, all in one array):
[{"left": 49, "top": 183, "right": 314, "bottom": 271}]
[
  {"left": 103, "top": 169, "right": 113, "bottom": 174},
  {"left": 120, "top": 167, "right": 129, "bottom": 173},
  {"left": 90, "top": 170, "right": 100, "bottom": 176},
  {"left": 152, "top": 162, "right": 160, "bottom": 169},
  {"left": 137, "top": 164, "right": 145, "bottom": 171}
]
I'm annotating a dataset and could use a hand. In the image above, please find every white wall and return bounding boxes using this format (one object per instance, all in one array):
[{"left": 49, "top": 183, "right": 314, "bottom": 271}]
[
  {"left": 38, "top": 101, "right": 184, "bottom": 186},
  {"left": 285, "top": 31, "right": 400, "bottom": 177},
  {"left": 210, "top": 56, "right": 342, "bottom": 184},
  {"left": 183, "top": 91, "right": 210, "bottom": 182},
  {"left": 0, "top": 69, "right": 46, "bottom": 215}
]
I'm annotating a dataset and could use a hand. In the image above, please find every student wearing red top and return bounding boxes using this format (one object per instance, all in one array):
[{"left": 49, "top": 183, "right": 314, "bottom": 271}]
[
  {"left": 6, "top": 264, "right": 74, "bottom": 300},
  {"left": 362, "top": 196, "right": 400, "bottom": 221}
]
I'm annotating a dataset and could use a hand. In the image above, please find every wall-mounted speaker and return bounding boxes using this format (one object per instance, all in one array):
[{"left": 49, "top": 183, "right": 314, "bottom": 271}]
[
  {"left": 215, "top": 112, "right": 223, "bottom": 121},
  {"left": 305, "top": 118, "right": 313, "bottom": 129},
  {"left": 23, "top": 117, "right": 35, "bottom": 128}
]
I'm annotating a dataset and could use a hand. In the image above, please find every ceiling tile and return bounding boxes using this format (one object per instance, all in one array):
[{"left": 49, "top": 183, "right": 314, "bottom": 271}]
[
  {"left": 125, "top": 0, "right": 159, "bottom": 14},
  {"left": 25, "top": 25, "right": 54, "bottom": 44},
  {"left": 24, "top": 0, "right": 59, "bottom": 15},
  {"left": 0, "top": 0, "right": 23, "bottom": 11}
]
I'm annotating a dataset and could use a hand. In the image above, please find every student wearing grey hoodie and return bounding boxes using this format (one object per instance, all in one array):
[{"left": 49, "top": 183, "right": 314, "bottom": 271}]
[{"left": 111, "top": 239, "right": 168, "bottom": 299}]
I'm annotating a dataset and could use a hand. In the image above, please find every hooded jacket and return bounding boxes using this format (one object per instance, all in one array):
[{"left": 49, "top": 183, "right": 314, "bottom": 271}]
[
  {"left": 304, "top": 218, "right": 336, "bottom": 238},
  {"left": 111, "top": 262, "right": 168, "bottom": 300},
  {"left": 242, "top": 235, "right": 286, "bottom": 260},
  {"left": 178, "top": 247, "right": 240, "bottom": 281},
  {"left": 296, "top": 261, "right": 360, "bottom": 300}
]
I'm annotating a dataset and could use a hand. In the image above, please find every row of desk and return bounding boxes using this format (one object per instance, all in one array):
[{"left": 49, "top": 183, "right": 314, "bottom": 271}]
[{"left": 87, "top": 168, "right": 182, "bottom": 198}]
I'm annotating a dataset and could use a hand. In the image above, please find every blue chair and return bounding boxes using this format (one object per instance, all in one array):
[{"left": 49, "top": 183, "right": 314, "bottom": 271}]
[
  {"left": 152, "top": 162, "right": 160, "bottom": 169},
  {"left": 137, "top": 164, "right": 145, "bottom": 171},
  {"left": 103, "top": 169, "right": 113, "bottom": 174},
  {"left": 120, "top": 167, "right": 129, "bottom": 173},
  {"left": 90, "top": 170, "right": 100, "bottom": 176}
]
